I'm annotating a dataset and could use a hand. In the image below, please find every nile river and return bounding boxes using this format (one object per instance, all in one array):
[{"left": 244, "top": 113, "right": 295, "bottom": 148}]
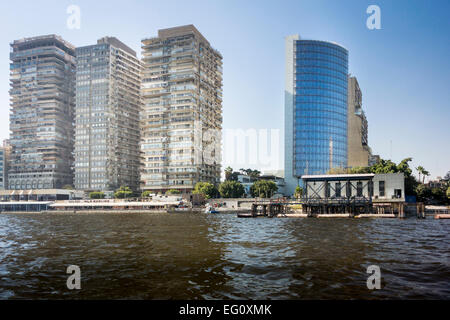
[{"left": 0, "top": 212, "right": 449, "bottom": 299}]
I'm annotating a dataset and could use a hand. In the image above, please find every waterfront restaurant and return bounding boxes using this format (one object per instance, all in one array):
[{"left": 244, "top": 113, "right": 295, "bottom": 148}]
[
  {"left": 301, "top": 173, "right": 405, "bottom": 215},
  {"left": 0, "top": 189, "right": 84, "bottom": 202},
  {"left": 49, "top": 199, "right": 183, "bottom": 211},
  {"left": 0, "top": 189, "right": 85, "bottom": 212}
]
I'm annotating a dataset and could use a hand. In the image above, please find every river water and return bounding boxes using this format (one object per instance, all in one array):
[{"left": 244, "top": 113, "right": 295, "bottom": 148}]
[{"left": 0, "top": 212, "right": 449, "bottom": 299}]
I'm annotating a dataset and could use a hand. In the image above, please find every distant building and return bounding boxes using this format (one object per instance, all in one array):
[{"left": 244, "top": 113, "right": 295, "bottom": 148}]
[
  {"left": 9, "top": 35, "right": 76, "bottom": 189},
  {"left": 0, "top": 145, "right": 10, "bottom": 190},
  {"left": 258, "top": 175, "right": 286, "bottom": 196},
  {"left": 141, "top": 25, "right": 223, "bottom": 194},
  {"left": 426, "top": 177, "right": 447, "bottom": 189},
  {"left": 237, "top": 174, "right": 286, "bottom": 197},
  {"left": 285, "top": 35, "right": 349, "bottom": 196},
  {"left": 369, "top": 154, "right": 381, "bottom": 166},
  {"left": 236, "top": 174, "right": 253, "bottom": 196},
  {"left": 74, "top": 37, "right": 142, "bottom": 191},
  {"left": 347, "top": 76, "right": 370, "bottom": 167}
]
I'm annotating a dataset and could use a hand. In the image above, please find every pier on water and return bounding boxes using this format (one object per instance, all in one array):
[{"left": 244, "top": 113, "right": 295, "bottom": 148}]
[
  {"left": 242, "top": 198, "right": 426, "bottom": 219},
  {"left": 242, "top": 173, "right": 428, "bottom": 219}
]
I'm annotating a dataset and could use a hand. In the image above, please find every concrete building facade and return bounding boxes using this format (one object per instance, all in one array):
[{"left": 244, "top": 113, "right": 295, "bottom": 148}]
[
  {"left": 0, "top": 148, "right": 9, "bottom": 190},
  {"left": 9, "top": 35, "right": 76, "bottom": 190},
  {"left": 141, "top": 25, "right": 223, "bottom": 193},
  {"left": 347, "top": 76, "right": 370, "bottom": 167},
  {"left": 74, "top": 37, "right": 142, "bottom": 191}
]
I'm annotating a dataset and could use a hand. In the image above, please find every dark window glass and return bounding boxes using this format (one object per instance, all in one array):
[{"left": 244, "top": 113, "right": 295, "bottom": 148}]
[
  {"left": 335, "top": 182, "right": 341, "bottom": 197},
  {"left": 368, "top": 181, "right": 374, "bottom": 197},
  {"left": 357, "top": 181, "right": 363, "bottom": 197},
  {"left": 346, "top": 181, "right": 352, "bottom": 197},
  {"left": 379, "top": 181, "right": 385, "bottom": 197}
]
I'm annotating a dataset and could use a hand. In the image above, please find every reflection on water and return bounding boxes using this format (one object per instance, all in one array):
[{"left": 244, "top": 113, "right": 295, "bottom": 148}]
[{"left": 0, "top": 212, "right": 449, "bottom": 299}]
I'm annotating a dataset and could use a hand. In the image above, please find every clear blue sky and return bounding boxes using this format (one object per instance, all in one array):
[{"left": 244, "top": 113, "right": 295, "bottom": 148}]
[{"left": 1, "top": 0, "right": 449, "bottom": 180}]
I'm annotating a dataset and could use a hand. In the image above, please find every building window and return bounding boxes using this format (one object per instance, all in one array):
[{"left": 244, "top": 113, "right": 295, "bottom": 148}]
[
  {"left": 357, "top": 181, "right": 363, "bottom": 197},
  {"left": 379, "top": 181, "right": 385, "bottom": 197},
  {"left": 346, "top": 181, "right": 352, "bottom": 197},
  {"left": 335, "top": 182, "right": 341, "bottom": 197},
  {"left": 325, "top": 182, "right": 330, "bottom": 198},
  {"left": 368, "top": 180, "right": 374, "bottom": 197}
]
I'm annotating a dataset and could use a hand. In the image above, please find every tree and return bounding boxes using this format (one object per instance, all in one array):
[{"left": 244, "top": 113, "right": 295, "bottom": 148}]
[
  {"left": 416, "top": 166, "right": 429, "bottom": 184},
  {"left": 89, "top": 191, "right": 105, "bottom": 199},
  {"left": 342, "top": 157, "right": 418, "bottom": 196},
  {"left": 250, "top": 180, "right": 278, "bottom": 198},
  {"left": 114, "top": 186, "right": 133, "bottom": 199},
  {"left": 193, "top": 182, "right": 218, "bottom": 199},
  {"left": 224, "top": 167, "right": 239, "bottom": 181},
  {"left": 63, "top": 184, "right": 74, "bottom": 190},
  {"left": 225, "top": 166, "right": 233, "bottom": 181},
  {"left": 294, "top": 186, "right": 303, "bottom": 199},
  {"left": 431, "top": 187, "right": 445, "bottom": 203},
  {"left": 371, "top": 159, "right": 398, "bottom": 174},
  {"left": 415, "top": 184, "right": 432, "bottom": 202},
  {"left": 218, "top": 181, "right": 245, "bottom": 198},
  {"left": 141, "top": 190, "right": 152, "bottom": 198},
  {"left": 166, "top": 189, "right": 181, "bottom": 195},
  {"left": 239, "top": 168, "right": 261, "bottom": 181},
  {"left": 447, "top": 186, "right": 450, "bottom": 200},
  {"left": 444, "top": 171, "right": 450, "bottom": 182}
]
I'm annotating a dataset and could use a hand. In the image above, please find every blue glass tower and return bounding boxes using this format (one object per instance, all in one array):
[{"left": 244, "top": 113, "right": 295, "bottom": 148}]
[{"left": 285, "top": 36, "right": 348, "bottom": 195}]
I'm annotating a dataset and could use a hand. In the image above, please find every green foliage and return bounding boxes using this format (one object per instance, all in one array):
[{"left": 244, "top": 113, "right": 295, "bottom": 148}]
[
  {"left": 444, "top": 171, "right": 450, "bottom": 182},
  {"left": 141, "top": 190, "right": 152, "bottom": 198},
  {"left": 114, "top": 186, "right": 133, "bottom": 199},
  {"left": 250, "top": 180, "right": 278, "bottom": 198},
  {"left": 294, "top": 186, "right": 303, "bottom": 198},
  {"left": 447, "top": 186, "right": 450, "bottom": 199},
  {"left": 218, "top": 181, "right": 245, "bottom": 198},
  {"left": 165, "top": 189, "right": 181, "bottom": 195},
  {"left": 193, "top": 182, "right": 218, "bottom": 199},
  {"left": 334, "top": 157, "right": 419, "bottom": 196},
  {"left": 89, "top": 191, "right": 105, "bottom": 199},
  {"left": 431, "top": 188, "right": 445, "bottom": 202},
  {"left": 224, "top": 166, "right": 239, "bottom": 181},
  {"left": 415, "top": 165, "right": 430, "bottom": 184},
  {"left": 62, "top": 184, "right": 74, "bottom": 190},
  {"left": 239, "top": 168, "right": 261, "bottom": 180}
]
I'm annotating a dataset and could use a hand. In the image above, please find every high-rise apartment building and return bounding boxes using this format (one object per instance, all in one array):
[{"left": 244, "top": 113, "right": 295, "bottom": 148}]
[
  {"left": 141, "top": 25, "right": 223, "bottom": 193},
  {"left": 9, "top": 35, "right": 75, "bottom": 190},
  {"left": 285, "top": 36, "right": 348, "bottom": 195},
  {"left": 75, "top": 37, "right": 141, "bottom": 191},
  {"left": 347, "top": 76, "right": 369, "bottom": 167},
  {"left": 0, "top": 140, "right": 11, "bottom": 190}
]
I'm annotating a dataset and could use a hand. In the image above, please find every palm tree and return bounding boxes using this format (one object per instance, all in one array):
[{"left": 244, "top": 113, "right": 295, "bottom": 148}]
[
  {"left": 416, "top": 166, "right": 423, "bottom": 183},
  {"left": 225, "top": 166, "right": 233, "bottom": 181},
  {"left": 416, "top": 166, "right": 430, "bottom": 184}
]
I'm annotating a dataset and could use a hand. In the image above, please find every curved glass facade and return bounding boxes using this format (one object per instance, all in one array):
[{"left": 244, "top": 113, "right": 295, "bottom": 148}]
[{"left": 294, "top": 40, "right": 348, "bottom": 176}]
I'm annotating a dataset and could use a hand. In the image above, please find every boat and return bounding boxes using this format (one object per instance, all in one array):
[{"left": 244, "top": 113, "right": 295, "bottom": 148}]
[
  {"left": 204, "top": 205, "right": 219, "bottom": 214},
  {"left": 434, "top": 214, "right": 450, "bottom": 219},
  {"left": 237, "top": 212, "right": 255, "bottom": 218}
]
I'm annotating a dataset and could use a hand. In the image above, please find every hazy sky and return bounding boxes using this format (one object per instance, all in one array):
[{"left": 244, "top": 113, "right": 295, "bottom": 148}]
[{"left": 1, "top": 0, "right": 449, "bottom": 180}]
